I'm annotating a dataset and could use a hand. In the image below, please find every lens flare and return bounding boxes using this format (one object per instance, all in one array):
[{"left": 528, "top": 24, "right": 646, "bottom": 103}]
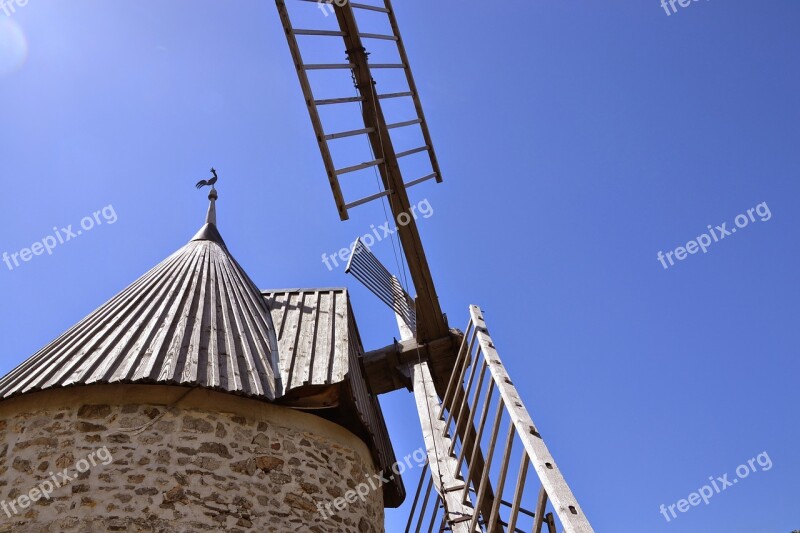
[{"left": 0, "top": 18, "right": 28, "bottom": 76}]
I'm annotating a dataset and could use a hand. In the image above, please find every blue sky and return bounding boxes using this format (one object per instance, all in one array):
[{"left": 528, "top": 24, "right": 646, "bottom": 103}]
[{"left": 1, "top": 1, "right": 798, "bottom": 531}]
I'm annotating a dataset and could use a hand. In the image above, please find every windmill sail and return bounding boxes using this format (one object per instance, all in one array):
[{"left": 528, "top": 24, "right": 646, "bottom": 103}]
[
  {"left": 275, "top": 0, "right": 449, "bottom": 346},
  {"left": 407, "top": 307, "right": 594, "bottom": 533},
  {"left": 345, "top": 238, "right": 417, "bottom": 336}
]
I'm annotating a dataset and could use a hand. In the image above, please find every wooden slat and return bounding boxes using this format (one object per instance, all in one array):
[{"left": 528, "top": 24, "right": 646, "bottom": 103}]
[
  {"left": 281, "top": 292, "right": 304, "bottom": 387},
  {"left": 293, "top": 29, "right": 345, "bottom": 36},
  {"left": 378, "top": 91, "right": 414, "bottom": 100},
  {"left": 534, "top": 487, "right": 548, "bottom": 533},
  {"left": 291, "top": 291, "right": 318, "bottom": 388},
  {"left": 405, "top": 172, "right": 438, "bottom": 188},
  {"left": 303, "top": 63, "right": 356, "bottom": 70},
  {"left": 324, "top": 126, "right": 375, "bottom": 140},
  {"left": 268, "top": 292, "right": 291, "bottom": 339},
  {"left": 396, "top": 145, "right": 430, "bottom": 158},
  {"left": 331, "top": 291, "right": 348, "bottom": 382},
  {"left": 344, "top": 189, "right": 391, "bottom": 210},
  {"left": 312, "top": 291, "right": 334, "bottom": 384},
  {"left": 351, "top": 2, "right": 390, "bottom": 12},
  {"left": 359, "top": 32, "right": 398, "bottom": 41},
  {"left": 335, "top": 158, "right": 385, "bottom": 175},
  {"left": 388, "top": 118, "right": 423, "bottom": 129},
  {"left": 404, "top": 463, "right": 430, "bottom": 533},
  {"left": 506, "top": 456, "right": 530, "bottom": 533},
  {"left": 314, "top": 96, "right": 364, "bottom": 105}
]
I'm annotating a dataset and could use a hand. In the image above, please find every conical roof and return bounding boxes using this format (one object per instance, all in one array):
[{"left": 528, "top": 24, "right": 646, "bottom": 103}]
[{"left": 0, "top": 191, "right": 280, "bottom": 400}]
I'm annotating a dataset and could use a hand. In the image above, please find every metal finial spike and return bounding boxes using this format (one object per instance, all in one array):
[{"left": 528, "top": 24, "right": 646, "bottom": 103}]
[{"left": 195, "top": 167, "right": 219, "bottom": 226}]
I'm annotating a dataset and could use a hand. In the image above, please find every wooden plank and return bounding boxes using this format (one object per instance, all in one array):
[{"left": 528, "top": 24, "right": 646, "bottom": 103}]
[
  {"left": 330, "top": 290, "right": 349, "bottom": 383},
  {"left": 350, "top": 2, "right": 390, "bottom": 12},
  {"left": 268, "top": 292, "right": 291, "bottom": 340},
  {"left": 280, "top": 292, "right": 304, "bottom": 388},
  {"left": 291, "top": 291, "right": 318, "bottom": 388},
  {"left": 534, "top": 487, "right": 548, "bottom": 533},
  {"left": 387, "top": 118, "right": 422, "bottom": 129},
  {"left": 312, "top": 291, "right": 334, "bottom": 384},
  {"left": 396, "top": 145, "right": 430, "bottom": 158},
  {"left": 335, "top": 158, "right": 385, "bottom": 175},
  {"left": 324, "top": 126, "right": 375, "bottom": 140},
  {"left": 293, "top": 29, "right": 345, "bottom": 36},
  {"left": 378, "top": 91, "right": 413, "bottom": 100},
  {"left": 315, "top": 96, "right": 364, "bottom": 105},
  {"left": 303, "top": 63, "right": 356, "bottom": 70},
  {"left": 359, "top": 32, "right": 398, "bottom": 41},
  {"left": 344, "top": 189, "right": 391, "bottom": 210},
  {"left": 405, "top": 172, "right": 438, "bottom": 188}
]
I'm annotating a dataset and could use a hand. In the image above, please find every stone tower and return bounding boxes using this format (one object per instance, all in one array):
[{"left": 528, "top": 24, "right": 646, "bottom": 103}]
[{"left": 0, "top": 189, "right": 402, "bottom": 532}]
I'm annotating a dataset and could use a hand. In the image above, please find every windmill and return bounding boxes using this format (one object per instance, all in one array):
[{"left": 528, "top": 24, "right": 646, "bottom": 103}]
[
  {"left": 0, "top": 3, "right": 595, "bottom": 531},
  {"left": 274, "top": 1, "right": 595, "bottom": 531}
]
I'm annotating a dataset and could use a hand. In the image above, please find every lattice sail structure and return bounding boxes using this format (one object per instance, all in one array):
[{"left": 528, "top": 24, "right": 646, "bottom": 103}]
[
  {"left": 276, "top": 0, "right": 443, "bottom": 221},
  {"left": 406, "top": 307, "right": 594, "bottom": 533},
  {"left": 345, "top": 238, "right": 417, "bottom": 334}
]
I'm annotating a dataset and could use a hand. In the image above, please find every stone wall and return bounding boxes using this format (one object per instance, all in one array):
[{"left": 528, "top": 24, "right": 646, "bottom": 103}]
[{"left": 0, "top": 385, "right": 384, "bottom": 533}]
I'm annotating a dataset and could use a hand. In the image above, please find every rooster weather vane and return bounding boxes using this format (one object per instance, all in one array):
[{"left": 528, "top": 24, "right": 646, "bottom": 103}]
[{"left": 195, "top": 168, "right": 218, "bottom": 190}]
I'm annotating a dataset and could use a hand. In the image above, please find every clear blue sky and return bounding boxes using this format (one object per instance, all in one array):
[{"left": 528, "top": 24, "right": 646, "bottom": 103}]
[{"left": 1, "top": 1, "right": 798, "bottom": 531}]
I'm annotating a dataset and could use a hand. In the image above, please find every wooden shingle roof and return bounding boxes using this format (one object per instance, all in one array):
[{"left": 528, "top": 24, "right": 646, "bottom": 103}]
[{"left": 0, "top": 223, "right": 281, "bottom": 400}]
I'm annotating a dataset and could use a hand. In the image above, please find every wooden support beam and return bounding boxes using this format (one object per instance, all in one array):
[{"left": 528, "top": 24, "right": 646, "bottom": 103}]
[
  {"left": 361, "top": 331, "right": 461, "bottom": 395},
  {"left": 411, "top": 362, "right": 474, "bottom": 533}
]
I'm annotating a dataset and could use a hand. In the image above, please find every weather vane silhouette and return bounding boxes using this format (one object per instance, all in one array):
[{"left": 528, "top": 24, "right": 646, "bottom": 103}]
[{"left": 196, "top": 168, "right": 218, "bottom": 190}]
